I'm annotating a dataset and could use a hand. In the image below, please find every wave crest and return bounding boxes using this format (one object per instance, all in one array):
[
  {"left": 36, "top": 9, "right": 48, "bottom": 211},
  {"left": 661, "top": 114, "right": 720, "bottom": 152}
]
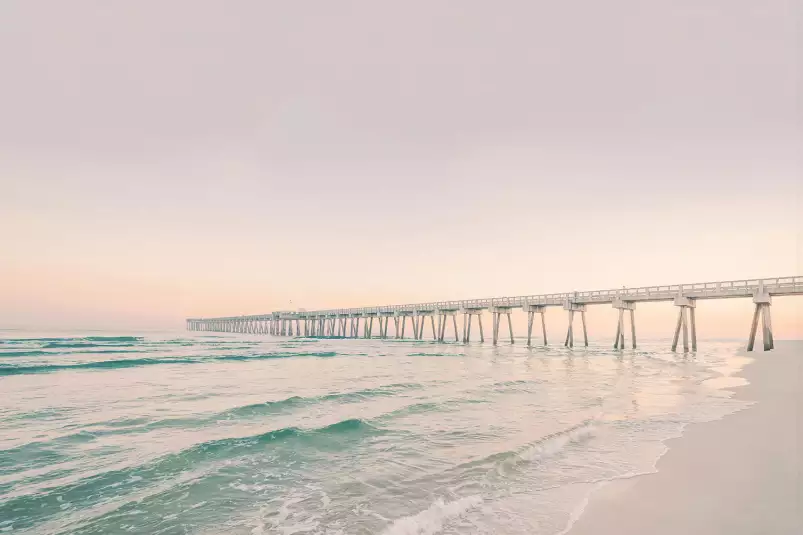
[
  {"left": 223, "top": 383, "right": 418, "bottom": 419},
  {"left": 381, "top": 495, "right": 482, "bottom": 535},
  {"left": 499, "top": 421, "right": 595, "bottom": 474},
  {"left": 0, "top": 352, "right": 341, "bottom": 376}
]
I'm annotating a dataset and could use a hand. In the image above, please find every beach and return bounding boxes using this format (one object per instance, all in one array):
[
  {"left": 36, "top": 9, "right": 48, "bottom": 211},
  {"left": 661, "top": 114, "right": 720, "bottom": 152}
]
[{"left": 568, "top": 340, "right": 802, "bottom": 534}]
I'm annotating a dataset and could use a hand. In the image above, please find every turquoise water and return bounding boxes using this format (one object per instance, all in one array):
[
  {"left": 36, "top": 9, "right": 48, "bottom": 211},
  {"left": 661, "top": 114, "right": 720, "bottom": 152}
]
[{"left": 1, "top": 331, "right": 750, "bottom": 534}]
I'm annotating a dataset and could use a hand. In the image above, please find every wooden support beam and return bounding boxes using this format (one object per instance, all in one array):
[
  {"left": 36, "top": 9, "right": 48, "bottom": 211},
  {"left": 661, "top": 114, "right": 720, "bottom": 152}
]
[
  {"left": 565, "top": 310, "right": 572, "bottom": 347},
  {"left": 761, "top": 304, "right": 771, "bottom": 351},
  {"left": 689, "top": 307, "right": 696, "bottom": 351},
  {"left": 581, "top": 310, "right": 588, "bottom": 347},
  {"left": 671, "top": 308, "right": 683, "bottom": 351},
  {"left": 507, "top": 313, "right": 515, "bottom": 344},
  {"left": 681, "top": 307, "right": 689, "bottom": 352}
]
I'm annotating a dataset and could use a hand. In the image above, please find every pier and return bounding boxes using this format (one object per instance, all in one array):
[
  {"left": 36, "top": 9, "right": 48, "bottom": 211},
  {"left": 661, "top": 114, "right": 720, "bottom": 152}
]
[{"left": 187, "top": 276, "right": 802, "bottom": 352}]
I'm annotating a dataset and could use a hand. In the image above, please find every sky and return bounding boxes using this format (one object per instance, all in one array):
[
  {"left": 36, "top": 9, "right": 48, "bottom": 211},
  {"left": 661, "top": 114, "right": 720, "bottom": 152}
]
[{"left": 1, "top": 1, "right": 800, "bottom": 337}]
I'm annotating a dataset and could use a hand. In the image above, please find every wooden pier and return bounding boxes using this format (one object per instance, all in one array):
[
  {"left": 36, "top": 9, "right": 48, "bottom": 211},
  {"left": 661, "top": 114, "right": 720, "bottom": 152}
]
[{"left": 187, "top": 276, "right": 802, "bottom": 352}]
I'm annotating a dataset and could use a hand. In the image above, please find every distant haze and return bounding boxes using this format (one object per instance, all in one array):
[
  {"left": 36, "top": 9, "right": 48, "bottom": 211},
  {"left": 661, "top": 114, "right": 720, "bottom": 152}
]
[{"left": 1, "top": 1, "right": 800, "bottom": 336}]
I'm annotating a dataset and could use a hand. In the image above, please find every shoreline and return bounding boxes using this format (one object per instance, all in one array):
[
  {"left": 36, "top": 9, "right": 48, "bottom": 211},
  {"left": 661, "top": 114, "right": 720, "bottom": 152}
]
[{"left": 566, "top": 340, "right": 802, "bottom": 534}]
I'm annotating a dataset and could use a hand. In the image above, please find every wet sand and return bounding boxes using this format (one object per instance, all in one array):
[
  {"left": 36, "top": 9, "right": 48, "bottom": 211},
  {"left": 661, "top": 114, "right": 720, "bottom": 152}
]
[{"left": 568, "top": 340, "right": 802, "bottom": 535}]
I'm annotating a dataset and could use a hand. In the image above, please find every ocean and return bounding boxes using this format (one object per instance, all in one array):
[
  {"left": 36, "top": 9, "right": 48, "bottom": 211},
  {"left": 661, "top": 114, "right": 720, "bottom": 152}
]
[{"left": 0, "top": 331, "right": 751, "bottom": 534}]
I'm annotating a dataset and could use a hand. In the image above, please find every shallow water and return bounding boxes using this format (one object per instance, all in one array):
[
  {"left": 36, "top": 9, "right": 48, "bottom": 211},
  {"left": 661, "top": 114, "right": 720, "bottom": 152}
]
[{"left": 0, "top": 331, "right": 750, "bottom": 534}]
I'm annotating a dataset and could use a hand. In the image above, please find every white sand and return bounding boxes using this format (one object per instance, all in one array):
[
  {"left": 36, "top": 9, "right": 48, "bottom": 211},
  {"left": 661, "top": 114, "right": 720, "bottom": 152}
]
[{"left": 568, "top": 340, "right": 802, "bottom": 535}]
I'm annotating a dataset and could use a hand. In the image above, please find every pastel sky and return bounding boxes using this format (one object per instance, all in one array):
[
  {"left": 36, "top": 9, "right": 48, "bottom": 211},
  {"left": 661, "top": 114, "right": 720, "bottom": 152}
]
[{"left": 1, "top": 1, "right": 800, "bottom": 337}]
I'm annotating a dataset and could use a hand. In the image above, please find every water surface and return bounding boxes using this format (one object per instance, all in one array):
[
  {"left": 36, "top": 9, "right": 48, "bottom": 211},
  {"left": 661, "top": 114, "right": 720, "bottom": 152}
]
[{"left": 0, "top": 331, "right": 750, "bottom": 534}]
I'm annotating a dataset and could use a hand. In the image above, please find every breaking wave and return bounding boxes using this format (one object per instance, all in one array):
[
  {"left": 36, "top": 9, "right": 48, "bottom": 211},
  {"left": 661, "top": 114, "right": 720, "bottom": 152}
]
[
  {"left": 452, "top": 420, "right": 596, "bottom": 477},
  {"left": 0, "top": 352, "right": 340, "bottom": 375},
  {"left": 381, "top": 495, "right": 482, "bottom": 535},
  {"left": 41, "top": 342, "right": 137, "bottom": 349},
  {"left": 0, "top": 350, "right": 49, "bottom": 357},
  {"left": 0, "top": 336, "right": 143, "bottom": 344},
  {"left": 222, "top": 383, "right": 420, "bottom": 418},
  {"left": 0, "top": 358, "right": 197, "bottom": 375},
  {"left": 498, "top": 420, "right": 595, "bottom": 473}
]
